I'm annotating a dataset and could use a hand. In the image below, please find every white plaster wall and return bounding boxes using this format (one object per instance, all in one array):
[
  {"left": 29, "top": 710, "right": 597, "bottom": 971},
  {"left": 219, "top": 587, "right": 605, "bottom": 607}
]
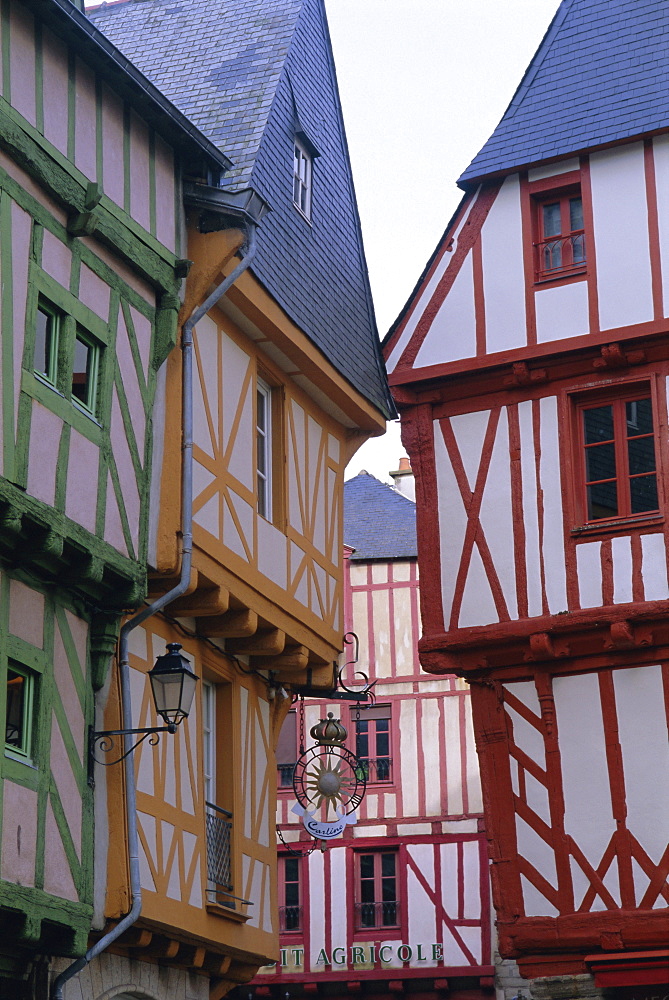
[
  {"left": 528, "top": 157, "right": 580, "bottom": 182},
  {"left": 478, "top": 407, "right": 517, "bottom": 618},
  {"left": 535, "top": 279, "right": 589, "bottom": 343},
  {"left": 434, "top": 424, "right": 468, "bottom": 627},
  {"left": 414, "top": 252, "right": 477, "bottom": 367},
  {"left": 539, "top": 397, "right": 568, "bottom": 612},
  {"left": 481, "top": 174, "right": 526, "bottom": 354},
  {"left": 641, "top": 532, "right": 669, "bottom": 600},
  {"left": 653, "top": 134, "right": 669, "bottom": 317},
  {"left": 590, "top": 143, "right": 654, "bottom": 331},
  {"left": 518, "top": 400, "right": 543, "bottom": 617},
  {"left": 576, "top": 541, "right": 602, "bottom": 609}
]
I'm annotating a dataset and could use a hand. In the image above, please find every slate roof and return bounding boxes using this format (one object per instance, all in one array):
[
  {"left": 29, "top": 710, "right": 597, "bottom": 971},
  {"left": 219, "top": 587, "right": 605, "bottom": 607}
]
[
  {"left": 88, "top": 0, "right": 395, "bottom": 419},
  {"left": 344, "top": 473, "right": 416, "bottom": 562},
  {"left": 459, "top": 0, "right": 669, "bottom": 186}
]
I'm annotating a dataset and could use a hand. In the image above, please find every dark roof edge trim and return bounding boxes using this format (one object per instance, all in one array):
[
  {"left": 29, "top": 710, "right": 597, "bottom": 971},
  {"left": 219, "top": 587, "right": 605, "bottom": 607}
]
[{"left": 31, "top": 0, "right": 232, "bottom": 175}]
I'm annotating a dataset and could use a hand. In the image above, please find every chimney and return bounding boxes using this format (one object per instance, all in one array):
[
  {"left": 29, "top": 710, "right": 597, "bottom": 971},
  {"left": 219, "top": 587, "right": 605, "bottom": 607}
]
[{"left": 389, "top": 456, "right": 415, "bottom": 502}]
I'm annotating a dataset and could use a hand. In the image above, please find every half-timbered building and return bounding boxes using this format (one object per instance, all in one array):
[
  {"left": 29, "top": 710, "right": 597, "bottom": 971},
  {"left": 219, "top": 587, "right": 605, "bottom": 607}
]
[
  {"left": 252, "top": 470, "right": 493, "bottom": 1000},
  {"left": 71, "top": 2, "right": 394, "bottom": 999},
  {"left": 0, "top": 0, "right": 232, "bottom": 997},
  {"left": 385, "top": 1, "right": 669, "bottom": 997}
]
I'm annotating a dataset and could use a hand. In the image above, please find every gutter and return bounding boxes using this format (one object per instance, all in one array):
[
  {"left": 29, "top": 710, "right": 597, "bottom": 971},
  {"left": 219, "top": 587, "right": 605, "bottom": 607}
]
[{"left": 51, "top": 224, "right": 258, "bottom": 1000}]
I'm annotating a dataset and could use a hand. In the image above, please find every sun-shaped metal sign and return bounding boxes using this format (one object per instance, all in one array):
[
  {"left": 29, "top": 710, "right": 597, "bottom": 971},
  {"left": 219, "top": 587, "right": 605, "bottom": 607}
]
[{"left": 291, "top": 713, "right": 366, "bottom": 841}]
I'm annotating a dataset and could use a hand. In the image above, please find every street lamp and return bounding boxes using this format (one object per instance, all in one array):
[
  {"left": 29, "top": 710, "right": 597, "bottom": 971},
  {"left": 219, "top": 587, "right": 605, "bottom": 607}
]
[{"left": 90, "top": 642, "right": 198, "bottom": 768}]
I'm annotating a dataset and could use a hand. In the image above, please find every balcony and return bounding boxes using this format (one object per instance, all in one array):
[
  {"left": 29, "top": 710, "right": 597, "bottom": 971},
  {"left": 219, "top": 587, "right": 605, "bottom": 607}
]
[
  {"left": 355, "top": 900, "right": 399, "bottom": 929},
  {"left": 356, "top": 757, "right": 392, "bottom": 783},
  {"left": 535, "top": 232, "right": 586, "bottom": 280},
  {"left": 205, "top": 801, "right": 233, "bottom": 906},
  {"left": 279, "top": 904, "right": 302, "bottom": 932}
]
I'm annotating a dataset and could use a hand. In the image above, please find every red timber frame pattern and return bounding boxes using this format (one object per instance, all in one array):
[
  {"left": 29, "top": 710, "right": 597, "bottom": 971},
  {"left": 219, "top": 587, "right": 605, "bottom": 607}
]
[{"left": 385, "top": 138, "right": 669, "bottom": 980}]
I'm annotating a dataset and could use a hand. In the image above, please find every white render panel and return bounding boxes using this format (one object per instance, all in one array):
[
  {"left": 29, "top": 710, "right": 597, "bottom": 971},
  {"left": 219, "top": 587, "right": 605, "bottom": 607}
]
[
  {"left": 653, "top": 134, "right": 669, "bottom": 317},
  {"left": 641, "top": 533, "right": 669, "bottom": 600},
  {"left": 462, "top": 840, "right": 480, "bottom": 919},
  {"left": 414, "top": 252, "right": 477, "bottom": 367},
  {"left": 528, "top": 157, "right": 580, "bottom": 182},
  {"left": 516, "top": 814, "right": 557, "bottom": 891},
  {"left": 590, "top": 144, "right": 654, "bottom": 331},
  {"left": 434, "top": 426, "right": 468, "bottom": 626},
  {"left": 399, "top": 700, "right": 419, "bottom": 815},
  {"left": 407, "top": 844, "right": 437, "bottom": 945},
  {"left": 137, "top": 812, "right": 157, "bottom": 892},
  {"left": 258, "top": 697, "right": 271, "bottom": 848},
  {"left": 227, "top": 382, "right": 254, "bottom": 492},
  {"left": 309, "top": 851, "right": 326, "bottom": 969},
  {"left": 503, "top": 703, "right": 546, "bottom": 772},
  {"left": 443, "top": 695, "right": 464, "bottom": 816},
  {"left": 464, "top": 696, "right": 483, "bottom": 812},
  {"left": 449, "top": 409, "right": 490, "bottom": 492},
  {"left": 613, "top": 665, "right": 669, "bottom": 868},
  {"left": 553, "top": 673, "right": 617, "bottom": 903},
  {"left": 576, "top": 541, "right": 602, "bottom": 608},
  {"left": 481, "top": 174, "right": 526, "bottom": 354},
  {"left": 289, "top": 400, "right": 306, "bottom": 533},
  {"left": 329, "top": 848, "right": 347, "bottom": 966},
  {"left": 421, "top": 699, "right": 442, "bottom": 815},
  {"left": 539, "top": 397, "right": 568, "bottom": 612},
  {"left": 372, "top": 589, "right": 392, "bottom": 677},
  {"left": 257, "top": 516, "right": 288, "bottom": 589},
  {"left": 535, "top": 280, "right": 589, "bottom": 343},
  {"left": 459, "top": 546, "right": 499, "bottom": 628},
  {"left": 521, "top": 874, "right": 559, "bottom": 918},
  {"left": 525, "top": 770, "right": 551, "bottom": 828},
  {"left": 193, "top": 315, "right": 219, "bottom": 458},
  {"left": 66, "top": 428, "right": 99, "bottom": 536},
  {"left": 479, "top": 407, "right": 517, "bottom": 618},
  {"left": 504, "top": 679, "right": 542, "bottom": 718},
  {"left": 386, "top": 195, "right": 474, "bottom": 373},
  {"left": 612, "top": 535, "right": 633, "bottom": 605},
  {"left": 518, "top": 401, "right": 543, "bottom": 618}
]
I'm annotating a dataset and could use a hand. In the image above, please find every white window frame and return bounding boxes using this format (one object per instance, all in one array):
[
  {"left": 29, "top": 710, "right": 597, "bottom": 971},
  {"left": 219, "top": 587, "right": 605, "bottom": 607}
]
[
  {"left": 256, "top": 378, "right": 272, "bottom": 520},
  {"left": 202, "top": 679, "right": 216, "bottom": 807},
  {"left": 293, "top": 139, "right": 312, "bottom": 220}
]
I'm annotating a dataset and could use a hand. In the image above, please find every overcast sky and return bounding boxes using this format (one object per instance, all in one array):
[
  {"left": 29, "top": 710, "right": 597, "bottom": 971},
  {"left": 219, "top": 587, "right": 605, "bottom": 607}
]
[{"left": 325, "top": 0, "right": 563, "bottom": 480}]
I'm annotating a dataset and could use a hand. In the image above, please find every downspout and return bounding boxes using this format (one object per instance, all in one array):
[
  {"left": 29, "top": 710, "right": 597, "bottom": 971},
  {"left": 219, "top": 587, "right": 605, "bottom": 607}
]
[{"left": 51, "top": 224, "right": 257, "bottom": 1000}]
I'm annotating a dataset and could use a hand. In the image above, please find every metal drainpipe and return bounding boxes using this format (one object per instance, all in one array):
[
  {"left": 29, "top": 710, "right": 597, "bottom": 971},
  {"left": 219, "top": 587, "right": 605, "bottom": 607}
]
[{"left": 51, "top": 224, "right": 257, "bottom": 1000}]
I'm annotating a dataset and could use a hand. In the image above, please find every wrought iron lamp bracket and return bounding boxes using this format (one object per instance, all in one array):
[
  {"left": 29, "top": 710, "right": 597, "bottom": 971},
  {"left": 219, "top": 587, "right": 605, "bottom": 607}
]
[{"left": 89, "top": 723, "right": 178, "bottom": 771}]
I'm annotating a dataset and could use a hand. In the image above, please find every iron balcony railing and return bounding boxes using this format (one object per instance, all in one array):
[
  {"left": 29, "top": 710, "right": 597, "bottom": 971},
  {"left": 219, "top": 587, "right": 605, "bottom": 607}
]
[
  {"left": 206, "top": 801, "right": 233, "bottom": 903},
  {"left": 279, "top": 904, "right": 302, "bottom": 932},
  {"left": 535, "top": 232, "right": 586, "bottom": 278},
  {"left": 356, "top": 757, "right": 392, "bottom": 783},
  {"left": 355, "top": 900, "right": 399, "bottom": 929}
]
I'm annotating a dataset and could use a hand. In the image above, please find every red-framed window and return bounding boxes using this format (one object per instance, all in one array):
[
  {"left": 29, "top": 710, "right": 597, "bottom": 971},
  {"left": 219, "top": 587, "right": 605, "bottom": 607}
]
[
  {"left": 353, "top": 705, "right": 392, "bottom": 783},
  {"left": 575, "top": 389, "right": 659, "bottom": 524},
  {"left": 533, "top": 186, "right": 585, "bottom": 280},
  {"left": 279, "top": 855, "right": 302, "bottom": 932},
  {"left": 355, "top": 851, "right": 399, "bottom": 929}
]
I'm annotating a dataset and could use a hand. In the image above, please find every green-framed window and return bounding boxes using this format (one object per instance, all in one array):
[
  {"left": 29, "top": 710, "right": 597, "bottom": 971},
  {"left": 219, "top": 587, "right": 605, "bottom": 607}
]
[
  {"left": 5, "top": 662, "right": 36, "bottom": 764},
  {"left": 71, "top": 328, "right": 101, "bottom": 415},
  {"left": 34, "top": 301, "right": 61, "bottom": 384}
]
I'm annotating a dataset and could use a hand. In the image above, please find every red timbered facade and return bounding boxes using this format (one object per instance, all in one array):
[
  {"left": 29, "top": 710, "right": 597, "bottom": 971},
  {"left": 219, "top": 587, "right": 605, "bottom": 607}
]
[
  {"left": 251, "top": 471, "right": 495, "bottom": 1000},
  {"left": 384, "top": 1, "right": 669, "bottom": 995}
]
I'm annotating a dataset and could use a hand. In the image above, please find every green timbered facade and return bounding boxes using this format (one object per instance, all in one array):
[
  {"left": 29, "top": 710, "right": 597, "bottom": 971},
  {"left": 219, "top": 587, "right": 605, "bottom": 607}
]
[{"left": 0, "top": 0, "right": 228, "bottom": 992}]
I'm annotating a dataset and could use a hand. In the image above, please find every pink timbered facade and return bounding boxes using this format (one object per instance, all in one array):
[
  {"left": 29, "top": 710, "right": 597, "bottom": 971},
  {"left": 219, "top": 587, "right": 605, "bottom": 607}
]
[
  {"left": 252, "top": 471, "right": 494, "bottom": 1000},
  {"left": 385, "top": 1, "right": 669, "bottom": 995}
]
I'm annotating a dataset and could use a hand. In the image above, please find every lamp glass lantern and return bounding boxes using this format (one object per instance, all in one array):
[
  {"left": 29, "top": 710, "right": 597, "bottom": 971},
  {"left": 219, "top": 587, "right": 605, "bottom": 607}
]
[{"left": 148, "top": 642, "right": 198, "bottom": 727}]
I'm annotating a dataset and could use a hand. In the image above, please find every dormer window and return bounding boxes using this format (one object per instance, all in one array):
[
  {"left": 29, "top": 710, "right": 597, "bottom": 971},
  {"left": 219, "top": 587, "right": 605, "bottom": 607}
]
[{"left": 293, "top": 139, "right": 312, "bottom": 220}]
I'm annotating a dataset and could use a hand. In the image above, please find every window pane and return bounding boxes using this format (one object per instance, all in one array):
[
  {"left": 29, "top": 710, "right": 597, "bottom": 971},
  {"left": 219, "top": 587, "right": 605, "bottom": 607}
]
[
  {"left": 583, "top": 405, "right": 614, "bottom": 443},
  {"left": 376, "top": 730, "right": 390, "bottom": 757},
  {"left": 256, "top": 389, "right": 266, "bottom": 432},
  {"left": 359, "top": 854, "right": 374, "bottom": 880},
  {"left": 587, "top": 480, "right": 618, "bottom": 520},
  {"left": 381, "top": 853, "right": 396, "bottom": 878},
  {"left": 5, "top": 669, "right": 27, "bottom": 749},
  {"left": 626, "top": 398, "right": 653, "bottom": 435},
  {"left": 572, "top": 232, "right": 585, "bottom": 264},
  {"left": 630, "top": 474, "right": 658, "bottom": 513},
  {"left": 35, "top": 307, "right": 54, "bottom": 379},
  {"left": 569, "top": 197, "right": 583, "bottom": 231},
  {"left": 543, "top": 202, "right": 561, "bottom": 237},
  {"left": 72, "top": 335, "right": 92, "bottom": 406},
  {"left": 585, "top": 442, "right": 616, "bottom": 483},
  {"left": 543, "top": 241, "right": 562, "bottom": 271},
  {"left": 285, "top": 857, "right": 298, "bottom": 882},
  {"left": 257, "top": 475, "right": 266, "bottom": 515},
  {"left": 628, "top": 436, "right": 655, "bottom": 476}
]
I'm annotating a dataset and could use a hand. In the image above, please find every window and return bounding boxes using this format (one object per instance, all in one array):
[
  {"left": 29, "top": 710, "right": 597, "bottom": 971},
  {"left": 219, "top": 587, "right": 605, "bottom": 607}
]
[
  {"left": 293, "top": 139, "right": 312, "bottom": 220},
  {"left": 256, "top": 378, "right": 273, "bottom": 520},
  {"left": 276, "top": 710, "right": 297, "bottom": 788},
  {"left": 279, "top": 855, "right": 302, "bottom": 931},
  {"left": 202, "top": 679, "right": 235, "bottom": 907},
  {"left": 575, "top": 390, "right": 659, "bottom": 524},
  {"left": 354, "top": 705, "right": 392, "bottom": 783},
  {"left": 5, "top": 663, "right": 36, "bottom": 763},
  {"left": 533, "top": 186, "right": 585, "bottom": 280},
  {"left": 33, "top": 296, "right": 102, "bottom": 418},
  {"left": 356, "top": 851, "right": 399, "bottom": 929},
  {"left": 34, "top": 302, "right": 60, "bottom": 383}
]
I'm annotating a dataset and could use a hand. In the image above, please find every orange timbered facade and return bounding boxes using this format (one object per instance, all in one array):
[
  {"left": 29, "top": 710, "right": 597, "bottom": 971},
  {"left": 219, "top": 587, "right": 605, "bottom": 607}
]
[{"left": 386, "top": 1, "right": 669, "bottom": 995}]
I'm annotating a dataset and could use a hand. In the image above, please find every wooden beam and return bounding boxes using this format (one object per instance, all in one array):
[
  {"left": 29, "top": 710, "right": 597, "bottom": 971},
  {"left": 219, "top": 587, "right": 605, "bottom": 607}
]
[
  {"left": 169, "top": 584, "right": 229, "bottom": 617},
  {"left": 198, "top": 608, "right": 258, "bottom": 638},
  {"left": 229, "top": 628, "right": 285, "bottom": 656}
]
